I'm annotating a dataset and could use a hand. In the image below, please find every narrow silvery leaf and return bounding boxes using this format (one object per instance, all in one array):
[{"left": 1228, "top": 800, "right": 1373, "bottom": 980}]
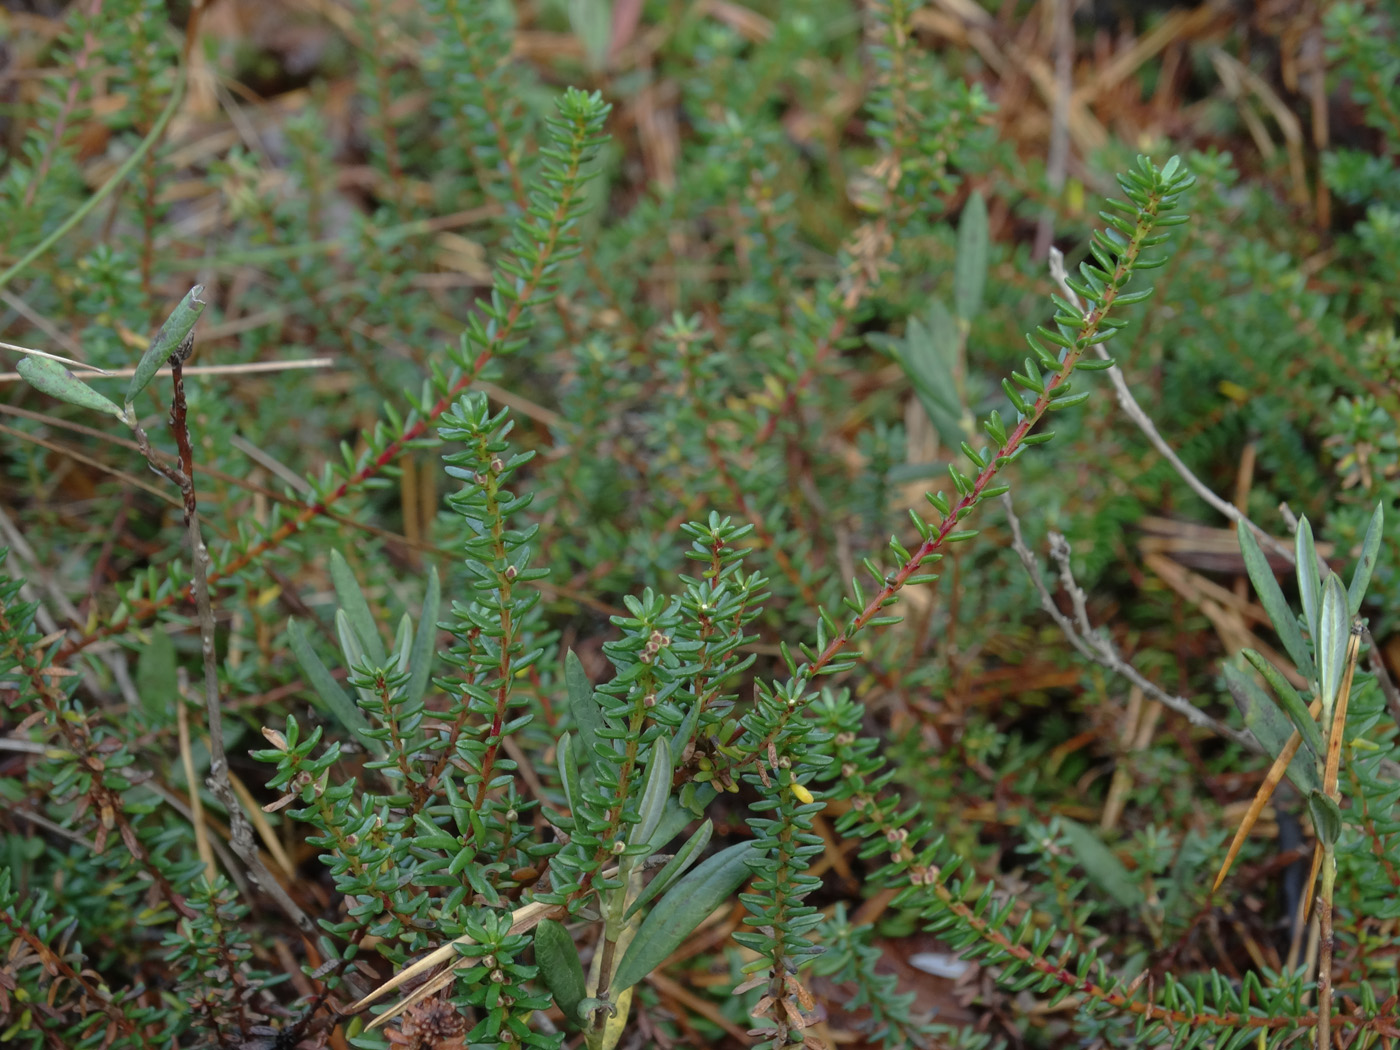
[
  {"left": 334, "top": 609, "right": 395, "bottom": 724},
  {"left": 626, "top": 737, "right": 672, "bottom": 850},
  {"left": 567, "top": 0, "right": 611, "bottom": 71},
  {"left": 1224, "top": 661, "right": 1320, "bottom": 794},
  {"left": 17, "top": 355, "right": 126, "bottom": 421},
  {"left": 1057, "top": 818, "right": 1144, "bottom": 908},
  {"left": 874, "top": 305, "right": 965, "bottom": 449},
  {"left": 668, "top": 704, "right": 702, "bottom": 790},
  {"left": 1295, "top": 517, "right": 1322, "bottom": 641},
  {"left": 567, "top": 649, "right": 605, "bottom": 762},
  {"left": 626, "top": 820, "right": 713, "bottom": 920},
  {"left": 1237, "top": 524, "right": 1314, "bottom": 680},
  {"left": 405, "top": 565, "right": 439, "bottom": 705},
  {"left": 1318, "top": 574, "right": 1350, "bottom": 720},
  {"left": 1241, "top": 649, "right": 1323, "bottom": 759},
  {"left": 557, "top": 731, "right": 579, "bottom": 818},
  {"left": 391, "top": 613, "right": 413, "bottom": 677},
  {"left": 954, "top": 191, "right": 989, "bottom": 324},
  {"left": 535, "top": 920, "right": 586, "bottom": 1027},
  {"left": 135, "top": 628, "right": 177, "bottom": 726},
  {"left": 126, "top": 284, "right": 205, "bottom": 406},
  {"left": 334, "top": 608, "right": 367, "bottom": 670},
  {"left": 329, "top": 550, "right": 386, "bottom": 666},
  {"left": 1348, "top": 503, "right": 1384, "bottom": 616},
  {"left": 611, "top": 841, "right": 760, "bottom": 993},
  {"left": 287, "top": 617, "right": 376, "bottom": 745}
]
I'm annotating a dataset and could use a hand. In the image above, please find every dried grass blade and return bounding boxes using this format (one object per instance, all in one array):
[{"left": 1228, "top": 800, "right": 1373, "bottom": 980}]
[
  {"left": 1213, "top": 729, "right": 1304, "bottom": 892},
  {"left": 1302, "top": 841, "right": 1324, "bottom": 924},
  {"left": 1323, "top": 629, "right": 1362, "bottom": 799}
]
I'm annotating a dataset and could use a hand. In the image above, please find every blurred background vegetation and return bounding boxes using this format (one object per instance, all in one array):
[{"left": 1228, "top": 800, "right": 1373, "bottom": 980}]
[{"left": 2, "top": 0, "right": 1399, "bottom": 1047}]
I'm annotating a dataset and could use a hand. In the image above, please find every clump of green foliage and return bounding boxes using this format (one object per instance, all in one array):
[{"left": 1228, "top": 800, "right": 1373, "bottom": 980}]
[{"left": 3, "top": 2, "right": 1400, "bottom": 1049}]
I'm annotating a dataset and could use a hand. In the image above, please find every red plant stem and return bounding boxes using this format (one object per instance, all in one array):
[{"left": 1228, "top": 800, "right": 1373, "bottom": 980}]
[
  {"left": 754, "top": 279, "right": 864, "bottom": 446},
  {"left": 58, "top": 116, "right": 598, "bottom": 659},
  {"left": 0, "top": 908, "right": 158, "bottom": 1049},
  {"left": 845, "top": 770, "right": 1388, "bottom": 1040},
  {"left": 466, "top": 469, "right": 517, "bottom": 820},
  {"left": 677, "top": 327, "right": 822, "bottom": 608},
  {"left": 733, "top": 189, "right": 1174, "bottom": 768}
]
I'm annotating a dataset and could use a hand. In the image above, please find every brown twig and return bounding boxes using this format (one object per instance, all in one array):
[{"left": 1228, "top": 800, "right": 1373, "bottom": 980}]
[{"left": 128, "top": 353, "right": 317, "bottom": 938}]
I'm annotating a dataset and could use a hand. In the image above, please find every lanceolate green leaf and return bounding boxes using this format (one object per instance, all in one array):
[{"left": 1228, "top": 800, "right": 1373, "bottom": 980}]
[
  {"left": 625, "top": 820, "right": 714, "bottom": 920},
  {"left": 1057, "top": 818, "right": 1143, "bottom": 909},
  {"left": 391, "top": 614, "right": 413, "bottom": 676},
  {"left": 1308, "top": 790, "right": 1343, "bottom": 848},
  {"left": 627, "top": 737, "right": 672, "bottom": 850},
  {"left": 1348, "top": 503, "right": 1384, "bottom": 616},
  {"left": 872, "top": 303, "right": 966, "bottom": 449},
  {"left": 126, "top": 284, "right": 206, "bottom": 406},
  {"left": 954, "top": 190, "right": 989, "bottom": 324},
  {"left": 611, "top": 841, "right": 761, "bottom": 992},
  {"left": 1318, "top": 574, "right": 1350, "bottom": 720},
  {"left": 567, "top": 649, "right": 605, "bottom": 763},
  {"left": 535, "top": 919, "right": 587, "bottom": 1026},
  {"left": 405, "top": 565, "right": 440, "bottom": 706},
  {"left": 1224, "top": 661, "right": 1320, "bottom": 794},
  {"left": 135, "top": 628, "right": 178, "bottom": 727},
  {"left": 1295, "top": 517, "right": 1322, "bottom": 642},
  {"left": 1241, "top": 649, "right": 1322, "bottom": 759},
  {"left": 329, "top": 550, "right": 386, "bottom": 666},
  {"left": 286, "top": 617, "right": 374, "bottom": 745},
  {"left": 558, "top": 730, "right": 580, "bottom": 818},
  {"left": 1238, "top": 525, "right": 1314, "bottom": 680},
  {"left": 17, "top": 355, "right": 126, "bottom": 422}
]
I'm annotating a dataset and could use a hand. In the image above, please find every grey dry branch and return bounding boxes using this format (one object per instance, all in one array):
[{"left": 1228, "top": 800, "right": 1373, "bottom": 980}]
[
  {"left": 1002, "top": 492, "right": 1258, "bottom": 751},
  {"left": 133, "top": 358, "right": 319, "bottom": 939}
]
